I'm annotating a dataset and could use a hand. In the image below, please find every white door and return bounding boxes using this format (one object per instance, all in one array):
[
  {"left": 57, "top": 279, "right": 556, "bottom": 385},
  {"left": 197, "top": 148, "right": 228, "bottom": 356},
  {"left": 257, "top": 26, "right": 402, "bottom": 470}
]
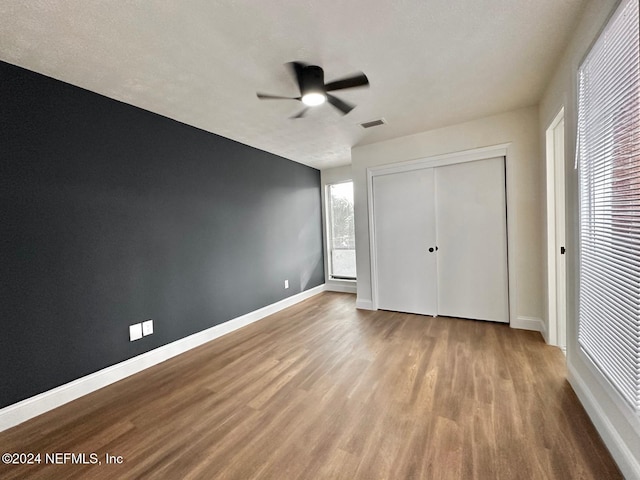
[
  {"left": 373, "top": 169, "right": 438, "bottom": 315},
  {"left": 434, "top": 157, "right": 509, "bottom": 322},
  {"left": 554, "top": 117, "right": 566, "bottom": 350},
  {"left": 546, "top": 108, "right": 567, "bottom": 349}
]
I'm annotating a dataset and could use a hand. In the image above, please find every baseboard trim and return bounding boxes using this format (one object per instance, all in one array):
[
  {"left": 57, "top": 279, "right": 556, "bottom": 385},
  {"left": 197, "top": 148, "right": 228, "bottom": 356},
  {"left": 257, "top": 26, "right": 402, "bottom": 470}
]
[
  {"left": 325, "top": 282, "right": 357, "bottom": 294},
  {"left": 0, "top": 284, "right": 326, "bottom": 433},
  {"left": 539, "top": 318, "right": 549, "bottom": 343},
  {"left": 568, "top": 363, "right": 640, "bottom": 479},
  {"left": 355, "top": 298, "right": 374, "bottom": 310},
  {"left": 511, "top": 315, "right": 543, "bottom": 332}
]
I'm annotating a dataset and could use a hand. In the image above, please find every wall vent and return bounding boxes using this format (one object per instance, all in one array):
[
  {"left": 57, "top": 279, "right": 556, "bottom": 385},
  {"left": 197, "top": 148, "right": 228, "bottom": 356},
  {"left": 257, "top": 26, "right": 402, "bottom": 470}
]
[{"left": 360, "top": 118, "right": 386, "bottom": 129}]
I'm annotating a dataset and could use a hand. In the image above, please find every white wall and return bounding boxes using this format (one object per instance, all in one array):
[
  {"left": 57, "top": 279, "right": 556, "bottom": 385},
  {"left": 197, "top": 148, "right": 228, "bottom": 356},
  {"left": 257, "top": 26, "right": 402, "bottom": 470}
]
[
  {"left": 320, "top": 165, "right": 357, "bottom": 293},
  {"left": 539, "top": 0, "right": 640, "bottom": 477},
  {"left": 351, "top": 106, "right": 543, "bottom": 327}
]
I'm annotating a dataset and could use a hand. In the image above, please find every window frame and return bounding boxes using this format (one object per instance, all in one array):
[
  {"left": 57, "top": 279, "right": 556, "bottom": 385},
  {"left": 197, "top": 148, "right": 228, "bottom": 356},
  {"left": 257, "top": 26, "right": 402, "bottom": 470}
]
[
  {"left": 325, "top": 180, "right": 357, "bottom": 281},
  {"left": 576, "top": 0, "right": 640, "bottom": 416}
]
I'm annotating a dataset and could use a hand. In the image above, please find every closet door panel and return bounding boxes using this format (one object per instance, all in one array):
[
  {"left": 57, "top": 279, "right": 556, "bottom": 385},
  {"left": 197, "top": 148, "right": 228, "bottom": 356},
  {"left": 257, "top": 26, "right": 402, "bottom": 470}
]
[
  {"left": 435, "top": 157, "right": 509, "bottom": 322},
  {"left": 373, "top": 169, "right": 437, "bottom": 315}
]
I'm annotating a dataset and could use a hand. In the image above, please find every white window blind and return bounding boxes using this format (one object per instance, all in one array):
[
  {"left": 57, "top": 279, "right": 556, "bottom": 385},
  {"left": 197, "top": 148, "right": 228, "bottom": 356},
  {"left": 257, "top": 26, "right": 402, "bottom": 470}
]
[{"left": 577, "top": 0, "right": 640, "bottom": 413}]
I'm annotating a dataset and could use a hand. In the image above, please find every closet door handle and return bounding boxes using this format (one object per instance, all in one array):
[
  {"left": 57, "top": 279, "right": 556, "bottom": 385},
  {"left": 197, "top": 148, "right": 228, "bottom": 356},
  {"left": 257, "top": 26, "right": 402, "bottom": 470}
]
[
  {"left": 435, "top": 246, "right": 439, "bottom": 251},
  {"left": 428, "top": 247, "right": 434, "bottom": 253}
]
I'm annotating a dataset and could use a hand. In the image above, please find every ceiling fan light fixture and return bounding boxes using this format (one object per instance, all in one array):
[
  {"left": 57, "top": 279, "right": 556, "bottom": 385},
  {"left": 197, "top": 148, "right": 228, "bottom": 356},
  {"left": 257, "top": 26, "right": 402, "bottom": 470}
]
[
  {"left": 301, "top": 92, "right": 326, "bottom": 106},
  {"left": 257, "top": 62, "right": 369, "bottom": 117}
]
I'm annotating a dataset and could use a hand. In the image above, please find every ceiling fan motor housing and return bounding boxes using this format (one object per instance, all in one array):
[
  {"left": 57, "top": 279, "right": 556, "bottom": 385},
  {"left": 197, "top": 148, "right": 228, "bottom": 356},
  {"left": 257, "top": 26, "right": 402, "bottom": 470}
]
[{"left": 303, "top": 65, "right": 325, "bottom": 95}]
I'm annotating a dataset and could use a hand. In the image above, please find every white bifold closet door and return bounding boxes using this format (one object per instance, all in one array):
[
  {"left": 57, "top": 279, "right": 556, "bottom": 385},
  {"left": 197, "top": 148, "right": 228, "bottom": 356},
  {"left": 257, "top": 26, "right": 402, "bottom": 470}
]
[
  {"left": 435, "top": 157, "right": 508, "bottom": 322},
  {"left": 373, "top": 168, "right": 438, "bottom": 315},
  {"left": 373, "top": 156, "right": 509, "bottom": 323}
]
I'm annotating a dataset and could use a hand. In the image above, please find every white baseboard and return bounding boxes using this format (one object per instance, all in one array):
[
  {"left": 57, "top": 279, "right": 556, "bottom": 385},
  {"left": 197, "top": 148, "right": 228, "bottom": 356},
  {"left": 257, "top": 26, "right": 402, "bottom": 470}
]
[
  {"left": 325, "top": 282, "right": 357, "bottom": 294},
  {"left": 355, "top": 298, "right": 373, "bottom": 310},
  {"left": 0, "top": 284, "right": 326, "bottom": 433},
  {"left": 539, "top": 318, "right": 549, "bottom": 343},
  {"left": 568, "top": 363, "right": 640, "bottom": 479},
  {"left": 511, "top": 315, "right": 543, "bottom": 332}
]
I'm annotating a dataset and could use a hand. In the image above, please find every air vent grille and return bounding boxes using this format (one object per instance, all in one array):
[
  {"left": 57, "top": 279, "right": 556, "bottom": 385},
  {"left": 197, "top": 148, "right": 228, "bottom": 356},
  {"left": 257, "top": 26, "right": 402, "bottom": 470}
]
[{"left": 360, "top": 118, "right": 386, "bottom": 129}]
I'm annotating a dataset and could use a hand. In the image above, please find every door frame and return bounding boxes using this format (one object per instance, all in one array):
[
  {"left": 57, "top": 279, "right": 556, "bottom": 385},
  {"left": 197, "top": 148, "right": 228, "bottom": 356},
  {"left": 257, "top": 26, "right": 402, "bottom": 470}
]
[
  {"left": 367, "top": 143, "right": 516, "bottom": 324},
  {"left": 545, "top": 107, "right": 566, "bottom": 350}
]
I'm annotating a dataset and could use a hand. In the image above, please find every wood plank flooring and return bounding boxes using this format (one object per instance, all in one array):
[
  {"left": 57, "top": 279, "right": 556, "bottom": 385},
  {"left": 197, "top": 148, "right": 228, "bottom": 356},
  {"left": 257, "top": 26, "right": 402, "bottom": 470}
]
[{"left": 0, "top": 292, "right": 621, "bottom": 479}]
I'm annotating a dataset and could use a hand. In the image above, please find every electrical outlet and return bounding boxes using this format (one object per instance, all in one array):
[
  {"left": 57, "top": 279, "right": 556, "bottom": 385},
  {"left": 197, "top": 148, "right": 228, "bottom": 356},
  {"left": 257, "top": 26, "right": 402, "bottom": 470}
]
[
  {"left": 129, "top": 323, "right": 143, "bottom": 341},
  {"left": 142, "top": 319, "right": 154, "bottom": 336},
  {"left": 284, "top": 279, "right": 289, "bottom": 289}
]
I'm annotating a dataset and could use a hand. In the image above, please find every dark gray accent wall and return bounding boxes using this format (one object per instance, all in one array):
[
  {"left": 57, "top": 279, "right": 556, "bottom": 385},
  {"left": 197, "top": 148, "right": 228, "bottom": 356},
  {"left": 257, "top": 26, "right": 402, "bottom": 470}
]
[{"left": 0, "top": 61, "right": 324, "bottom": 408}]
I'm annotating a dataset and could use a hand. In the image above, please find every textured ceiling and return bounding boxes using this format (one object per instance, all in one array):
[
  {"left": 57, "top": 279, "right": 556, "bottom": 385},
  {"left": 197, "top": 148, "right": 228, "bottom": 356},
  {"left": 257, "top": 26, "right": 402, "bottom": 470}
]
[{"left": 0, "top": 0, "right": 586, "bottom": 169}]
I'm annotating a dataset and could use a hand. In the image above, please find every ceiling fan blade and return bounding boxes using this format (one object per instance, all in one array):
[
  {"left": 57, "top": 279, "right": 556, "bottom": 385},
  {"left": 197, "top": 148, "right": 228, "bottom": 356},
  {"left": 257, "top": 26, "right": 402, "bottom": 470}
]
[
  {"left": 326, "top": 94, "right": 355, "bottom": 115},
  {"left": 257, "top": 93, "right": 301, "bottom": 100},
  {"left": 290, "top": 107, "right": 310, "bottom": 119},
  {"left": 286, "top": 61, "right": 309, "bottom": 93},
  {"left": 324, "top": 72, "right": 369, "bottom": 92}
]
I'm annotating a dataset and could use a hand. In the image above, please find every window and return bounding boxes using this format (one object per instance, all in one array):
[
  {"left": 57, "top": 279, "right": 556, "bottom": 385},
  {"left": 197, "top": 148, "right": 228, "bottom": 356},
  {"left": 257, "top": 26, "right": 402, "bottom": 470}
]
[
  {"left": 327, "top": 182, "right": 356, "bottom": 280},
  {"left": 577, "top": 0, "right": 640, "bottom": 413}
]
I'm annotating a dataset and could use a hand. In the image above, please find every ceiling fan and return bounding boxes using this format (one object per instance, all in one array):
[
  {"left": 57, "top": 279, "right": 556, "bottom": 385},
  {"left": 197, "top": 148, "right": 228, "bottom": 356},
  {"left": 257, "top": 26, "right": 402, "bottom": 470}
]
[{"left": 257, "top": 62, "right": 369, "bottom": 118}]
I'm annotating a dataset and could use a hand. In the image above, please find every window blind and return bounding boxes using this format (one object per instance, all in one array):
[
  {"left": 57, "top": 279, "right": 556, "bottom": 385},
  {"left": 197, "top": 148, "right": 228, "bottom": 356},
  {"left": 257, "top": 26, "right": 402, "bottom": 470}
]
[{"left": 577, "top": 0, "right": 640, "bottom": 413}]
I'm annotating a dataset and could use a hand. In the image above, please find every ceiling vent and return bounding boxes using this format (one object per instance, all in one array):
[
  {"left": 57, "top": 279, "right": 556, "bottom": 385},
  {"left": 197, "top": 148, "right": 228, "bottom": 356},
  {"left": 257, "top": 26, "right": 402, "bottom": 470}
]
[{"left": 360, "top": 118, "right": 386, "bottom": 129}]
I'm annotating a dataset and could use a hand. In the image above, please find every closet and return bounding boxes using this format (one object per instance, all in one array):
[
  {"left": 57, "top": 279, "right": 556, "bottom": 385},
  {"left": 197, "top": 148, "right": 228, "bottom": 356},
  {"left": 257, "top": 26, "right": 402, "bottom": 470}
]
[{"left": 372, "top": 156, "right": 509, "bottom": 323}]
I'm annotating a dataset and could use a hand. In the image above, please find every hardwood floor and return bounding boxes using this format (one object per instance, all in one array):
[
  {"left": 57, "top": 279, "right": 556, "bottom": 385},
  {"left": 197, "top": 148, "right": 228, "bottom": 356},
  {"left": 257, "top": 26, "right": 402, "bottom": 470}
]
[{"left": 0, "top": 292, "right": 621, "bottom": 479}]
